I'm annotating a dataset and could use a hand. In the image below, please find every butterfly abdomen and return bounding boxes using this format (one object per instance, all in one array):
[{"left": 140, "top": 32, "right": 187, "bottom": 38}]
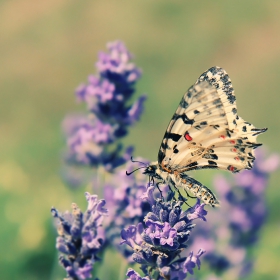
[
  {"left": 179, "top": 174, "right": 220, "bottom": 207},
  {"left": 157, "top": 168, "right": 220, "bottom": 207}
]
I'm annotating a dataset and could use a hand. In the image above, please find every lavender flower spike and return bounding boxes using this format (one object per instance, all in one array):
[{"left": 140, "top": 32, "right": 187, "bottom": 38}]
[
  {"left": 104, "top": 159, "right": 151, "bottom": 259},
  {"left": 51, "top": 192, "right": 107, "bottom": 280},
  {"left": 126, "top": 268, "right": 151, "bottom": 280},
  {"left": 122, "top": 184, "right": 206, "bottom": 280},
  {"left": 63, "top": 40, "right": 146, "bottom": 172}
]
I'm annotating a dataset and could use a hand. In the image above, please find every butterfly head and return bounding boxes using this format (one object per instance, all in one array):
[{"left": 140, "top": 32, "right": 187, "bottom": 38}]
[
  {"left": 143, "top": 162, "right": 159, "bottom": 176},
  {"left": 143, "top": 165, "right": 156, "bottom": 175}
]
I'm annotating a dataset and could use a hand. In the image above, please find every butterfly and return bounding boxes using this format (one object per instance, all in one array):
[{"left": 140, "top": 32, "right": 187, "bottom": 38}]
[{"left": 144, "top": 66, "right": 267, "bottom": 207}]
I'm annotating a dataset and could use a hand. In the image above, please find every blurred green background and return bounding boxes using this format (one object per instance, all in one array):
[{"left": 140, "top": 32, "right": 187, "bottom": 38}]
[{"left": 1, "top": 0, "right": 280, "bottom": 279}]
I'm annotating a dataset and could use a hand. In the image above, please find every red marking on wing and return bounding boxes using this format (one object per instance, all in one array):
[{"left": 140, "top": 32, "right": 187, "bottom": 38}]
[
  {"left": 229, "top": 140, "right": 236, "bottom": 144},
  {"left": 184, "top": 132, "right": 192, "bottom": 141},
  {"left": 232, "top": 148, "right": 237, "bottom": 152},
  {"left": 228, "top": 165, "right": 235, "bottom": 172},
  {"left": 220, "top": 135, "right": 226, "bottom": 139},
  {"left": 234, "top": 157, "right": 240, "bottom": 161}
]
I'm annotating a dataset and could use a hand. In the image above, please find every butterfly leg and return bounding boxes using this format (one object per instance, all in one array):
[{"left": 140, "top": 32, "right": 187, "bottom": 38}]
[
  {"left": 165, "top": 184, "right": 177, "bottom": 202},
  {"left": 168, "top": 174, "right": 192, "bottom": 206},
  {"left": 156, "top": 183, "right": 163, "bottom": 200},
  {"left": 155, "top": 182, "right": 164, "bottom": 199},
  {"left": 173, "top": 184, "right": 192, "bottom": 207},
  {"left": 184, "top": 189, "right": 197, "bottom": 199},
  {"left": 149, "top": 176, "right": 163, "bottom": 199}
]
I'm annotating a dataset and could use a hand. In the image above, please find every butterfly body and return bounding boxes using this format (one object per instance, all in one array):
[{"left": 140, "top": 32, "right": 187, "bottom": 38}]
[
  {"left": 144, "top": 66, "right": 267, "bottom": 207},
  {"left": 144, "top": 161, "right": 219, "bottom": 206}
]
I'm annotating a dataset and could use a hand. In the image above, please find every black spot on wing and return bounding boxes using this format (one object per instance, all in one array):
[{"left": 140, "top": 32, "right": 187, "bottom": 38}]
[
  {"left": 180, "top": 114, "right": 194, "bottom": 125},
  {"left": 209, "top": 66, "right": 219, "bottom": 75},
  {"left": 209, "top": 154, "right": 218, "bottom": 160},
  {"left": 220, "top": 74, "right": 229, "bottom": 84},
  {"left": 180, "top": 98, "right": 189, "bottom": 109},
  {"left": 172, "top": 113, "right": 194, "bottom": 125},
  {"left": 211, "top": 125, "right": 220, "bottom": 130},
  {"left": 173, "top": 145, "right": 179, "bottom": 154},
  {"left": 252, "top": 143, "right": 262, "bottom": 149},
  {"left": 239, "top": 147, "right": 245, "bottom": 153},
  {"left": 164, "top": 132, "right": 181, "bottom": 142},
  {"left": 226, "top": 129, "right": 232, "bottom": 138},
  {"left": 202, "top": 153, "right": 218, "bottom": 160},
  {"left": 213, "top": 99, "right": 223, "bottom": 109},
  {"left": 187, "top": 161, "right": 198, "bottom": 168},
  {"left": 227, "top": 94, "right": 236, "bottom": 104},
  {"left": 208, "top": 160, "right": 218, "bottom": 166},
  {"left": 158, "top": 150, "right": 165, "bottom": 163},
  {"left": 161, "top": 142, "right": 169, "bottom": 150},
  {"left": 227, "top": 87, "right": 234, "bottom": 94}
]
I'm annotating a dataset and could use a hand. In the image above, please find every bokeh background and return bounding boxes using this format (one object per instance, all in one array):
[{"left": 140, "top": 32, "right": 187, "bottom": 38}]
[{"left": 1, "top": 1, "right": 280, "bottom": 279}]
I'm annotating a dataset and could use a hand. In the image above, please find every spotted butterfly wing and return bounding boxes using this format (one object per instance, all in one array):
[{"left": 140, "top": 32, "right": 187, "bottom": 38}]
[{"left": 155, "top": 66, "right": 266, "bottom": 206}]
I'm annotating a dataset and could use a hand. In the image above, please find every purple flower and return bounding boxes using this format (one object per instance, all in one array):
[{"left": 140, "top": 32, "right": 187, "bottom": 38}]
[
  {"left": 187, "top": 200, "right": 208, "bottom": 221},
  {"left": 190, "top": 148, "right": 279, "bottom": 278},
  {"left": 63, "top": 40, "right": 146, "bottom": 173},
  {"left": 76, "top": 41, "right": 144, "bottom": 128},
  {"left": 159, "top": 222, "right": 177, "bottom": 246},
  {"left": 144, "top": 220, "right": 179, "bottom": 250},
  {"left": 96, "top": 41, "right": 142, "bottom": 83},
  {"left": 121, "top": 223, "right": 144, "bottom": 250},
  {"left": 51, "top": 192, "right": 107, "bottom": 280},
  {"left": 121, "top": 184, "right": 206, "bottom": 279},
  {"left": 182, "top": 249, "right": 205, "bottom": 275},
  {"left": 104, "top": 159, "right": 151, "bottom": 258},
  {"left": 126, "top": 268, "right": 151, "bottom": 280}
]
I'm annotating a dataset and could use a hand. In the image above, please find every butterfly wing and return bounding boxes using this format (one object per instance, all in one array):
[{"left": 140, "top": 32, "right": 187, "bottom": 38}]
[{"left": 158, "top": 66, "right": 266, "bottom": 173}]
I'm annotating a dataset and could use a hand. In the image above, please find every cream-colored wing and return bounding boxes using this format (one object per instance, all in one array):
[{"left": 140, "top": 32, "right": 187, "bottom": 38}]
[{"left": 158, "top": 66, "right": 266, "bottom": 173}]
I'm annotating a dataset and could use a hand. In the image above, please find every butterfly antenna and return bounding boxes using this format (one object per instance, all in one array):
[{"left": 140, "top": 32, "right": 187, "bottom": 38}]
[
  {"left": 126, "top": 166, "right": 146, "bottom": 176},
  {"left": 130, "top": 156, "right": 147, "bottom": 166}
]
